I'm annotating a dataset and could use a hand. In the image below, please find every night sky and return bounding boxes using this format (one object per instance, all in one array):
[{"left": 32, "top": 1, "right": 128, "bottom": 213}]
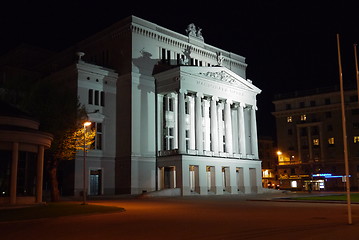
[{"left": 2, "top": 1, "right": 359, "bottom": 139}]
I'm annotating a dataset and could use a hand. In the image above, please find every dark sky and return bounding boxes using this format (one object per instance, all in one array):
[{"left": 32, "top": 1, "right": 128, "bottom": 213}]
[{"left": 2, "top": 0, "right": 359, "bottom": 139}]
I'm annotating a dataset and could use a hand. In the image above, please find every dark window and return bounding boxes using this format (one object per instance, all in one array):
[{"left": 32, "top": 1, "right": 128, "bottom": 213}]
[
  {"left": 168, "top": 98, "right": 173, "bottom": 111},
  {"left": 286, "top": 104, "right": 291, "bottom": 110},
  {"left": 161, "top": 48, "right": 166, "bottom": 63},
  {"left": 94, "top": 90, "right": 99, "bottom": 105},
  {"left": 88, "top": 89, "right": 93, "bottom": 104},
  {"left": 100, "top": 91, "right": 105, "bottom": 107},
  {"left": 325, "top": 111, "right": 332, "bottom": 118},
  {"left": 288, "top": 129, "right": 293, "bottom": 135},
  {"left": 310, "top": 100, "right": 316, "bottom": 107},
  {"left": 353, "top": 123, "right": 359, "bottom": 129},
  {"left": 350, "top": 95, "right": 358, "bottom": 102},
  {"left": 327, "top": 125, "right": 333, "bottom": 131},
  {"left": 167, "top": 50, "right": 171, "bottom": 64},
  {"left": 185, "top": 102, "right": 189, "bottom": 114},
  {"left": 325, "top": 98, "right": 331, "bottom": 105},
  {"left": 352, "top": 109, "right": 359, "bottom": 115}
]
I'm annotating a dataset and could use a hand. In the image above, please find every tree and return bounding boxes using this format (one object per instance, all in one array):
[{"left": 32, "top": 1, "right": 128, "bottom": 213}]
[
  {"left": 48, "top": 125, "right": 96, "bottom": 201},
  {"left": 2, "top": 73, "right": 93, "bottom": 201}
]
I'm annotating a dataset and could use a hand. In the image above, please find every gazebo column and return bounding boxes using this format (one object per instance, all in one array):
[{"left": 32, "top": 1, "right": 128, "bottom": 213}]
[
  {"left": 10, "top": 142, "right": 19, "bottom": 204},
  {"left": 36, "top": 145, "right": 45, "bottom": 203}
]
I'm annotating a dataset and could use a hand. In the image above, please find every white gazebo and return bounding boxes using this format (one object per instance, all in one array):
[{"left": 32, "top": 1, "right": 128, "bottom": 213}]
[{"left": 0, "top": 101, "right": 53, "bottom": 205}]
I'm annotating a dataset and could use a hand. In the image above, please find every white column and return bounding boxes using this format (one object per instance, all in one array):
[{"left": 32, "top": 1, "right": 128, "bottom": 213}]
[
  {"left": 203, "top": 99, "right": 211, "bottom": 151},
  {"left": 173, "top": 93, "right": 178, "bottom": 149},
  {"left": 157, "top": 94, "right": 164, "bottom": 152},
  {"left": 195, "top": 93, "right": 203, "bottom": 154},
  {"left": 36, "top": 145, "right": 45, "bottom": 203},
  {"left": 189, "top": 96, "right": 196, "bottom": 150},
  {"left": 224, "top": 99, "right": 233, "bottom": 154},
  {"left": 210, "top": 96, "right": 219, "bottom": 154},
  {"left": 250, "top": 106, "right": 259, "bottom": 158},
  {"left": 10, "top": 142, "right": 19, "bottom": 204},
  {"left": 217, "top": 102, "right": 224, "bottom": 152},
  {"left": 178, "top": 90, "right": 186, "bottom": 153},
  {"left": 238, "top": 103, "right": 246, "bottom": 157}
]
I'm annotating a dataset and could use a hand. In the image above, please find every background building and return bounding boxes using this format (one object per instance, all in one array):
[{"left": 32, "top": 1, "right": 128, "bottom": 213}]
[
  {"left": 1, "top": 16, "right": 263, "bottom": 196},
  {"left": 258, "top": 136, "right": 278, "bottom": 189},
  {"left": 272, "top": 85, "right": 359, "bottom": 191}
]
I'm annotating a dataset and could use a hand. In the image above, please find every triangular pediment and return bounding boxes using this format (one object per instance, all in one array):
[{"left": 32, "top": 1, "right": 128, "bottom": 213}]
[{"left": 189, "top": 67, "right": 261, "bottom": 93}]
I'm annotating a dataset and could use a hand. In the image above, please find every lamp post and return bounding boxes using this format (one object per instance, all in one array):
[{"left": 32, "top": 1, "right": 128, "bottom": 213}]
[{"left": 82, "top": 121, "right": 91, "bottom": 205}]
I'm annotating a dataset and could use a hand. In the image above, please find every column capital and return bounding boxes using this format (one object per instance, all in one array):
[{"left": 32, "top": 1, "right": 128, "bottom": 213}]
[
  {"left": 196, "top": 92, "right": 203, "bottom": 98},
  {"left": 225, "top": 99, "right": 232, "bottom": 105},
  {"left": 178, "top": 89, "right": 187, "bottom": 94},
  {"left": 251, "top": 105, "right": 258, "bottom": 111},
  {"left": 211, "top": 96, "right": 218, "bottom": 101},
  {"left": 239, "top": 102, "right": 246, "bottom": 108}
]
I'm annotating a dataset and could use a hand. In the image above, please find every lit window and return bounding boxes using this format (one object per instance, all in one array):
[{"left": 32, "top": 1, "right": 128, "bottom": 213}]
[
  {"left": 287, "top": 116, "right": 293, "bottom": 123},
  {"left": 300, "top": 114, "right": 307, "bottom": 121},
  {"left": 328, "top": 137, "right": 335, "bottom": 145},
  {"left": 291, "top": 181, "right": 298, "bottom": 188},
  {"left": 354, "top": 136, "right": 359, "bottom": 143},
  {"left": 313, "top": 139, "right": 319, "bottom": 146},
  {"left": 163, "top": 127, "right": 174, "bottom": 150},
  {"left": 91, "top": 122, "right": 102, "bottom": 150}
]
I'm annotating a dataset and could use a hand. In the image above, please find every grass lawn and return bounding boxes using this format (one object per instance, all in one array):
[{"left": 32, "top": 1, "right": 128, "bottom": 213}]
[
  {"left": 293, "top": 193, "right": 359, "bottom": 202},
  {"left": 0, "top": 202, "right": 125, "bottom": 222}
]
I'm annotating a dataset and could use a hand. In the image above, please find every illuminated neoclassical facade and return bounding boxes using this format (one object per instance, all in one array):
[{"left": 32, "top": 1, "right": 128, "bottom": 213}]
[
  {"left": 6, "top": 16, "right": 263, "bottom": 196},
  {"left": 71, "top": 16, "right": 263, "bottom": 196}
]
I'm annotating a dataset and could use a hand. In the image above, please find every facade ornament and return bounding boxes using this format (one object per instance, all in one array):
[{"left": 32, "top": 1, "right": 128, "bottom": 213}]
[
  {"left": 216, "top": 52, "right": 224, "bottom": 66},
  {"left": 180, "top": 45, "right": 192, "bottom": 65},
  {"left": 200, "top": 71, "right": 238, "bottom": 85},
  {"left": 185, "top": 23, "right": 204, "bottom": 41}
]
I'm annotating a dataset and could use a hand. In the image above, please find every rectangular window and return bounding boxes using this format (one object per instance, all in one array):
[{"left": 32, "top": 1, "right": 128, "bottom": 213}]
[
  {"left": 354, "top": 136, "right": 359, "bottom": 143},
  {"left": 325, "top": 111, "right": 331, "bottom": 118},
  {"left": 163, "top": 127, "right": 174, "bottom": 150},
  {"left": 168, "top": 98, "right": 173, "bottom": 111},
  {"left": 310, "top": 100, "right": 316, "bottom": 107},
  {"left": 161, "top": 48, "right": 166, "bottom": 63},
  {"left": 91, "top": 122, "right": 103, "bottom": 150},
  {"left": 94, "top": 90, "right": 99, "bottom": 105},
  {"left": 88, "top": 89, "right": 93, "bottom": 104},
  {"left": 100, "top": 91, "right": 105, "bottom": 107},
  {"left": 300, "top": 114, "right": 307, "bottom": 121},
  {"left": 287, "top": 116, "right": 293, "bottom": 123},
  {"left": 353, "top": 123, "right": 359, "bottom": 129},
  {"left": 167, "top": 50, "right": 171, "bottom": 64},
  {"left": 185, "top": 101, "right": 189, "bottom": 114},
  {"left": 286, "top": 104, "right": 291, "bottom": 110},
  {"left": 350, "top": 95, "right": 358, "bottom": 102},
  {"left": 328, "top": 137, "right": 335, "bottom": 145},
  {"left": 313, "top": 138, "right": 319, "bottom": 146},
  {"left": 352, "top": 109, "right": 359, "bottom": 115},
  {"left": 325, "top": 98, "right": 331, "bottom": 105},
  {"left": 299, "top": 102, "right": 305, "bottom": 108}
]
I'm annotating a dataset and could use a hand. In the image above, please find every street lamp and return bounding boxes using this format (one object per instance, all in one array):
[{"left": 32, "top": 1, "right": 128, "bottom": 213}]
[{"left": 82, "top": 121, "right": 91, "bottom": 205}]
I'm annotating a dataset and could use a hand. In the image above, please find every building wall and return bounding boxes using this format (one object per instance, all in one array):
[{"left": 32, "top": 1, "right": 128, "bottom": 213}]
[{"left": 273, "top": 87, "right": 359, "bottom": 190}]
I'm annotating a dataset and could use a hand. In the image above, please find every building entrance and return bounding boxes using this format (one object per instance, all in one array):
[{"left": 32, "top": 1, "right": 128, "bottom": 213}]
[{"left": 89, "top": 169, "right": 102, "bottom": 195}]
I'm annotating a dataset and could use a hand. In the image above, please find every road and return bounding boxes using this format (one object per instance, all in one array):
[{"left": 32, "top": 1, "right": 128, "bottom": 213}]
[{"left": 1, "top": 193, "right": 359, "bottom": 240}]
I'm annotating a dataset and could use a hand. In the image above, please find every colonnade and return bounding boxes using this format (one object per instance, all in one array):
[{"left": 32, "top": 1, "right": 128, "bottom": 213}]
[{"left": 160, "top": 90, "right": 259, "bottom": 159}]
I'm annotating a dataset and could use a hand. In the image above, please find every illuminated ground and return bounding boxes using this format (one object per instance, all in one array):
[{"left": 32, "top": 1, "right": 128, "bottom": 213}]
[{"left": 1, "top": 192, "right": 359, "bottom": 240}]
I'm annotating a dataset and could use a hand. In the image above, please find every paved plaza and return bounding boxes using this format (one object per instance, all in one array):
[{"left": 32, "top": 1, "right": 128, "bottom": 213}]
[{"left": 1, "top": 191, "right": 359, "bottom": 240}]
